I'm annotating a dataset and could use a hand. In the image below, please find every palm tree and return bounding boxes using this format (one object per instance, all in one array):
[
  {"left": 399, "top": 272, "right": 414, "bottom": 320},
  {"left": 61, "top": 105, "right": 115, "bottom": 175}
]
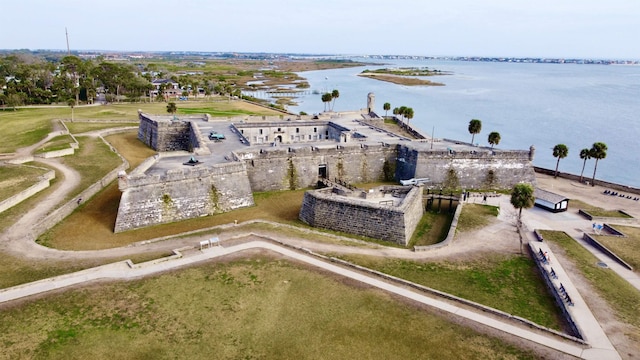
[
  {"left": 383, "top": 102, "right": 391, "bottom": 117},
  {"left": 590, "top": 142, "right": 608, "bottom": 186},
  {"left": 468, "top": 119, "right": 482, "bottom": 145},
  {"left": 166, "top": 101, "right": 177, "bottom": 116},
  {"left": 488, "top": 132, "right": 501, "bottom": 148},
  {"left": 510, "top": 183, "right": 535, "bottom": 254},
  {"left": 552, "top": 144, "right": 569, "bottom": 178},
  {"left": 579, "top": 148, "right": 591, "bottom": 183},
  {"left": 67, "top": 98, "right": 75, "bottom": 122},
  {"left": 404, "top": 107, "right": 414, "bottom": 127},
  {"left": 331, "top": 89, "right": 339, "bottom": 111},
  {"left": 321, "top": 92, "right": 332, "bottom": 112},
  {"left": 392, "top": 107, "right": 400, "bottom": 119},
  {"left": 398, "top": 106, "right": 407, "bottom": 123}
]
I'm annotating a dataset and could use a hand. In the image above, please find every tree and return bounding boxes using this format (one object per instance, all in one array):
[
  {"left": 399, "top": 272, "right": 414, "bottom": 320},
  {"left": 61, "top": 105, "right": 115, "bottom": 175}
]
[
  {"left": 510, "top": 183, "right": 535, "bottom": 254},
  {"left": 488, "top": 131, "right": 501, "bottom": 148},
  {"left": 67, "top": 98, "right": 76, "bottom": 122},
  {"left": 404, "top": 107, "right": 414, "bottom": 127},
  {"left": 579, "top": 148, "right": 591, "bottom": 183},
  {"left": 398, "top": 106, "right": 407, "bottom": 122},
  {"left": 392, "top": 107, "right": 399, "bottom": 118},
  {"left": 552, "top": 144, "right": 569, "bottom": 178},
  {"left": 166, "top": 102, "right": 177, "bottom": 116},
  {"left": 331, "top": 89, "right": 339, "bottom": 111},
  {"left": 321, "top": 92, "right": 332, "bottom": 112},
  {"left": 590, "top": 142, "right": 608, "bottom": 187},
  {"left": 468, "top": 119, "right": 482, "bottom": 145},
  {"left": 383, "top": 102, "right": 391, "bottom": 117}
]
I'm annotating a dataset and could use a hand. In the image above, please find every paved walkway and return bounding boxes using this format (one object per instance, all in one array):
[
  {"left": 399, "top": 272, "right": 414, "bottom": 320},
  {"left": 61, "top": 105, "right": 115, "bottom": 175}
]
[{"left": 0, "top": 239, "right": 613, "bottom": 359}]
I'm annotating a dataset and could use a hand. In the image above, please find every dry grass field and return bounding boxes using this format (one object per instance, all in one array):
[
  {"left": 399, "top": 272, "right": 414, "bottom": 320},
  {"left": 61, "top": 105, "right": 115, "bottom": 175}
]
[
  {"left": 0, "top": 255, "right": 537, "bottom": 360},
  {"left": 594, "top": 225, "right": 640, "bottom": 270},
  {"left": 0, "top": 164, "right": 50, "bottom": 202}
]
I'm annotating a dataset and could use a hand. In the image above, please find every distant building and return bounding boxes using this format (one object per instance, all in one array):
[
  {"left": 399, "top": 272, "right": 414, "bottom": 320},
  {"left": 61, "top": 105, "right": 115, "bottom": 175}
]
[
  {"left": 150, "top": 79, "right": 180, "bottom": 99},
  {"left": 534, "top": 188, "right": 569, "bottom": 212}
]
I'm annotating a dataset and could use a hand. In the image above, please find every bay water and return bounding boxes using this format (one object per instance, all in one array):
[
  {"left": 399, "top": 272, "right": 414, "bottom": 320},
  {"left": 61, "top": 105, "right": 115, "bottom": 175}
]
[{"left": 285, "top": 59, "right": 640, "bottom": 188}]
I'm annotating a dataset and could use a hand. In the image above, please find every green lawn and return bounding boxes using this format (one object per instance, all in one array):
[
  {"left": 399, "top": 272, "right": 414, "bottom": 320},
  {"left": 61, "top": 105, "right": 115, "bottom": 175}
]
[
  {"left": 0, "top": 164, "right": 49, "bottom": 202},
  {"left": 0, "top": 101, "right": 281, "bottom": 153},
  {"left": 34, "top": 134, "right": 75, "bottom": 154},
  {"left": 593, "top": 224, "right": 640, "bottom": 272},
  {"left": 539, "top": 230, "right": 640, "bottom": 328},
  {"left": 336, "top": 254, "right": 565, "bottom": 330},
  {"left": 65, "top": 122, "right": 139, "bottom": 134},
  {"left": 0, "top": 256, "right": 536, "bottom": 360}
]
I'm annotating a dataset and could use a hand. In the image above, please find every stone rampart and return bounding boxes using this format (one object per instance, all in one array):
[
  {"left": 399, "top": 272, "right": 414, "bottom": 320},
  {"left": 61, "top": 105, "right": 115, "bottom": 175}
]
[
  {"left": 137, "top": 112, "right": 206, "bottom": 154},
  {"left": 396, "top": 146, "right": 535, "bottom": 189},
  {"left": 299, "top": 186, "right": 423, "bottom": 245},
  {"left": 114, "top": 162, "right": 254, "bottom": 232},
  {"left": 235, "top": 143, "right": 398, "bottom": 191}
]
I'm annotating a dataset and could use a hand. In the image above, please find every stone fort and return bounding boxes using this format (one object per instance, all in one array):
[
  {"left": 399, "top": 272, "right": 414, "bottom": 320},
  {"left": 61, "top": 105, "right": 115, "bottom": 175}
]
[{"left": 115, "top": 94, "right": 536, "bottom": 236}]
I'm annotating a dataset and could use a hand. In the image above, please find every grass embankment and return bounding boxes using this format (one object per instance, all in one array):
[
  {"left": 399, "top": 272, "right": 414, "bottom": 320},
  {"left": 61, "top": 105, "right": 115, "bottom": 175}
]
[
  {"left": 65, "top": 122, "right": 139, "bottom": 134},
  {"left": 0, "top": 256, "right": 536, "bottom": 360},
  {"left": 0, "top": 100, "right": 282, "bottom": 154},
  {"left": 456, "top": 204, "right": 500, "bottom": 232},
  {"left": 593, "top": 224, "right": 640, "bottom": 271},
  {"left": 340, "top": 203, "right": 563, "bottom": 330},
  {"left": 34, "top": 134, "right": 75, "bottom": 153},
  {"left": 539, "top": 230, "right": 640, "bottom": 330},
  {"left": 570, "top": 199, "right": 633, "bottom": 218},
  {"left": 0, "top": 164, "right": 49, "bottom": 202},
  {"left": 410, "top": 202, "right": 457, "bottom": 247}
]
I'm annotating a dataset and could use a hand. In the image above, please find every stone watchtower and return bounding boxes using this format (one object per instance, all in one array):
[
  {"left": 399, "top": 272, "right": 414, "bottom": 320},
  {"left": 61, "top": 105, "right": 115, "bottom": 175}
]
[{"left": 367, "top": 92, "right": 375, "bottom": 114}]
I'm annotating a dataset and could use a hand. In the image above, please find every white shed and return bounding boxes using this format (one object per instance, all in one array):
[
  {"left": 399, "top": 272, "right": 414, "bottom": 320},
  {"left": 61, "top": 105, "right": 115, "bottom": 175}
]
[{"left": 534, "top": 188, "right": 569, "bottom": 213}]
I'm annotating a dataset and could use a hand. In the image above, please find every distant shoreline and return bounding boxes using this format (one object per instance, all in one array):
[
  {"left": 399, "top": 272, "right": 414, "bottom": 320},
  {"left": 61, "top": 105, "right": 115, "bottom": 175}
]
[{"left": 357, "top": 73, "right": 445, "bottom": 86}]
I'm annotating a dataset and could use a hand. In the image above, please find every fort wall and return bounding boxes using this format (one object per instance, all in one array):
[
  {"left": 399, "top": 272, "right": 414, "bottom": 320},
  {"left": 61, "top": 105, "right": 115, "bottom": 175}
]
[
  {"left": 234, "top": 143, "right": 398, "bottom": 191},
  {"left": 114, "top": 162, "right": 254, "bottom": 232},
  {"left": 299, "top": 186, "right": 423, "bottom": 245},
  {"left": 396, "top": 147, "right": 536, "bottom": 189}
]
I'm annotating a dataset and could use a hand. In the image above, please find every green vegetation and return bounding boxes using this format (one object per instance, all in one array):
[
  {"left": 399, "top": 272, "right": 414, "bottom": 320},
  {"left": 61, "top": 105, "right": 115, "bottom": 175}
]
[
  {"left": 539, "top": 230, "right": 640, "bottom": 328},
  {"left": 0, "top": 257, "right": 536, "bottom": 360},
  {"left": 410, "top": 203, "right": 456, "bottom": 247},
  {"left": 65, "top": 122, "right": 139, "bottom": 134},
  {"left": 594, "top": 225, "right": 640, "bottom": 270},
  {"left": 361, "top": 67, "right": 446, "bottom": 76},
  {"left": 570, "top": 199, "right": 632, "bottom": 218},
  {"left": 34, "top": 134, "right": 75, "bottom": 153},
  {"left": 456, "top": 204, "right": 500, "bottom": 233},
  {"left": 337, "top": 254, "right": 563, "bottom": 330},
  {"left": 0, "top": 164, "right": 49, "bottom": 202},
  {"left": 58, "top": 136, "right": 122, "bottom": 203}
]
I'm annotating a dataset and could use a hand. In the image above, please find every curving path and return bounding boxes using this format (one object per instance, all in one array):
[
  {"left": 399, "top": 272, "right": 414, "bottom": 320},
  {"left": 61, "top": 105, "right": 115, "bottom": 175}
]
[{"left": 1, "top": 127, "right": 634, "bottom": 359}]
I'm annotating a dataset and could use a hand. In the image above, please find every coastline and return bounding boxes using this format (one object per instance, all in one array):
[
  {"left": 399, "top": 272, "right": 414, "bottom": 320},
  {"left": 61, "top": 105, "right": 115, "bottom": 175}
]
[{"left": 357, "top": 72, "right": 445, "bottom": 86}]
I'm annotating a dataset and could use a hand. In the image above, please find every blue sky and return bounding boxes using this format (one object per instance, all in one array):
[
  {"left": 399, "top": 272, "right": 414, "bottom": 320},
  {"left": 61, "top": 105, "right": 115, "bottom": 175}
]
[{"left": 3, "top": 0, "right": 639, "bottom": 59}]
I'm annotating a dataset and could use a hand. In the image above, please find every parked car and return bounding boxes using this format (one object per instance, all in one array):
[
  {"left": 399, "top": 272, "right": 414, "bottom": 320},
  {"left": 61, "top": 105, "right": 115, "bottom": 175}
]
[{"left": 209, "top": 131, "right": 225, "bottom": 140}]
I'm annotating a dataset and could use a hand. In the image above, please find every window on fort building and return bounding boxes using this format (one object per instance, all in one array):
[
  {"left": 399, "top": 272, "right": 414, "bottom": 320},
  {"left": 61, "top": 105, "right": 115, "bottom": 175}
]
[
  {"left": 266, "top": 136, "right": 269, "bottom": 141},
  {"left": 240, "top": 129, "right": 244, "bottom": 134},
  {"left": 308, "top": 135, "right": 312, "bottom": 140},
  {"left": 325, "top": 130, "right": 329, "bottom": 135},
  {"left": 277, "top": 127, "right": 281, "bottom": 132},
  {"left": 291, "top": 135, "right": 294, "bottom": 140},
  {"left": 296, "top": 128, "right": 300, "bottom": 133},
  {"left": 314, "top": 127, "right": 317, "bottom": 133},
  {"left": 259, "top": 129, "right": 263, "bottom": 135}
]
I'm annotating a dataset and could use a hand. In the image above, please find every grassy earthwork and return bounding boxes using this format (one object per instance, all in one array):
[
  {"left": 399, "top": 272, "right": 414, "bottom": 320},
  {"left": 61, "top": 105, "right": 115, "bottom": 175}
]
[
  {"left": 539, "top": 230, "right": 640, "bottom": 330},
  {"left": 0, "top": 164, "right": 50, "bottom": 202},
  {"left": 0, "top": 256, "right": 537, "bottom": 360},
  {"left": 593, "top": 225, "right": 640, "bottom": 271}
]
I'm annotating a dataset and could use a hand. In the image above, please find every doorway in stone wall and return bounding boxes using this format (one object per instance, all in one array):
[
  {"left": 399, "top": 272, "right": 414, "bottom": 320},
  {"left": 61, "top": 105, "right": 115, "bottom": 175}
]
[
  {"left": 318, "top": 164, "right": 327, "bottom": 179},
  {"left": 275, "top": 135, "right": 282, "bottom": 143}
]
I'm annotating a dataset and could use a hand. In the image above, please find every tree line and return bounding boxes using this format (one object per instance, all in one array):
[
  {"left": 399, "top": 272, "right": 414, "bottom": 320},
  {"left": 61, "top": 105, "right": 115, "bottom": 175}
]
[{"left": 0, "top": 53, "right": 243, "bottom": 109}]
